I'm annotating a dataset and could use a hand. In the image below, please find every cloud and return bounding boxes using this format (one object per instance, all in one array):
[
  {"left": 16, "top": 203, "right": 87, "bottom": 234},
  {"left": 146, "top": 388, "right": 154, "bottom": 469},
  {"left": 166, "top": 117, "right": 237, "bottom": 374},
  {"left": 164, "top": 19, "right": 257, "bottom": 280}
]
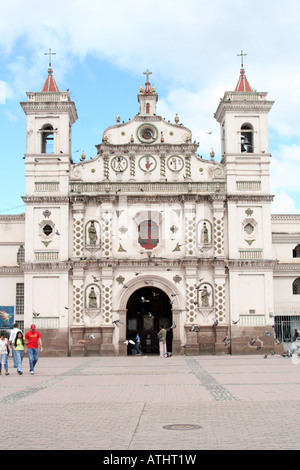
[
  {"left": 0, "top": 0, "right": 300, "bottom": 213},
  {"left": 271, "top": 191, "right": 300, "bottom": 214},
  {"left": 271, "top": 144, "right": 300, "bottom": 193},
  {"left": 0, "top": 81, "right": 13, "bottom": 104}
]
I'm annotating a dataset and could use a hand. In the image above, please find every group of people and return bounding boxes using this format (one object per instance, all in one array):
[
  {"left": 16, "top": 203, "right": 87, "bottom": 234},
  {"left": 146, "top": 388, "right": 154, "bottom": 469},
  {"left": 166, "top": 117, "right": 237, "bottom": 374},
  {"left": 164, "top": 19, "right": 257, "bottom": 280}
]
[
  {"left": 131, "top": 326, "right": 170, "bottom": 358},
  {"left": 0, "top": 323, "right": 43, "bottom": 375}
]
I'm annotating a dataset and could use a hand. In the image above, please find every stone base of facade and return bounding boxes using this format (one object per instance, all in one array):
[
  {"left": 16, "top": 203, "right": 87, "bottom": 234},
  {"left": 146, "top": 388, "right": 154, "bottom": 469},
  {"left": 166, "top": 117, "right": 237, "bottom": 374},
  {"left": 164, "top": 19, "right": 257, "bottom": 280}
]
[
  {"left": 70, "top": 325, "right": 116, "bottom": 356},
  {"left": 39, "top": 325, "right": 285, "bottom": 357},
  {"left": 183, "top": 325, "right": 229, "bottom": 355},
  {"left": 38, "top": 328, "right": 69, "bottom": 357},
  {"left": 230, "top": 326, "right": 284, "bottom": 355}
]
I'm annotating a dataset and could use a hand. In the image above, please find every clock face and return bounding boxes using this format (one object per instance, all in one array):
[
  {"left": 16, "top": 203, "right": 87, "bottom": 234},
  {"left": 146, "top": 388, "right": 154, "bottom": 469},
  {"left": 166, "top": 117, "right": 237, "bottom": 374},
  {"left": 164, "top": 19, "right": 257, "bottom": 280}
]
[
  {"left": 137, "top": 124, "right": 158, "bottom": 143},
  {"left": 167, "top": 155, "right": 184, "bottom": 172},
  {"left": 111, "top": 156, "right": 128, "bottom": 172}
]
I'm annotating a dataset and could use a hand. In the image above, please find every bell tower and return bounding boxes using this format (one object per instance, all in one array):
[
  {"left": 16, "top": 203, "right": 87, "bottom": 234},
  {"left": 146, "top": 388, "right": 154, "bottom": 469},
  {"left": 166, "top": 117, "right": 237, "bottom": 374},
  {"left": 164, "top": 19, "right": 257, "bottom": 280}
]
[
  {"left": 21, "top": 50, "right": 77, "bottom": 163},
  {"left": 215, "top": 53, "right": 276, "bottom": 343},
  {"left": 20, "top": 51, "right": 78, "bottom": 342},
  {"left": 138, "top": 68, "right": 158, "bottom": 116}
]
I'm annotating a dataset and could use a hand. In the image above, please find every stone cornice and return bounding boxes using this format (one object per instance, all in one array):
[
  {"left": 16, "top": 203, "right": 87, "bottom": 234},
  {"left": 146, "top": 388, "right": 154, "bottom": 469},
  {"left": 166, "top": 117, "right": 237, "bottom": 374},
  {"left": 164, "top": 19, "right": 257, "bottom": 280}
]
[
  {"left": 69, "top": 193, "right": 228, "bottom": 205},
  {"left": 273, "top": 263, "right": 300, "bottom": 273},
  {"left": 95, "top": 143, "right": 199, "bottom": 153},
  {"left": 226, "top": 259, "right": 277, "bottom": 270},
  {"left": 0, "top": 213, "right": 25, "bottom": 221},
  {"left": 272, "top": 233, "right": 300, "bottom": 243},
  {"left": 21, "top": 262, "right": 72, "bottom": 272},
  {"left": 0, "top": 266, "right": 24, "bottom": 276},
  {"left": 271, "top": 214, "right": 300, "bottom": 221},
  {"left": 22, "top": 196, "right": 69, "bottom": 204},
  {"left": 227, "top": 195, "right": 274, "bottom": 203}
]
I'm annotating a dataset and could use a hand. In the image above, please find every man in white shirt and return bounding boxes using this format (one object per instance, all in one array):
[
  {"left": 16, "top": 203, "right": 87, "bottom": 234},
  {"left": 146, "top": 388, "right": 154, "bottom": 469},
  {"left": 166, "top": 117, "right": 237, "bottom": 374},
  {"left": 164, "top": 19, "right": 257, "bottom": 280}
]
[{"left": 9, "top": 323, "right": 22, "bottom": 368}]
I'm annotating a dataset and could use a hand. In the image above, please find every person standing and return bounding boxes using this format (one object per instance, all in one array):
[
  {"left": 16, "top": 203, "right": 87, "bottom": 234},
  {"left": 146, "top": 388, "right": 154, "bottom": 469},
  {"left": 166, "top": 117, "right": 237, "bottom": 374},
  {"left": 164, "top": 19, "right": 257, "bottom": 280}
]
[
  {"left": 9, "top": 323, "right": 22, "bottom": 369},
  {"left": 292, "top": 329, "right": 299, "bottom": 341},
  {"left": 25, "top": 325, "right": 43, "bottom": 375},
  {"left": 157, "top": 325, "right": 167, "bottom": 358},
  {"left": 13, "top": 331, "right": 25, "bottom": 375},
  {"left": 134, "top": 332, "right": 141, "bottom": 355},
  {"left": 0, "top": 332, "right": 10, "bottom": 375}
]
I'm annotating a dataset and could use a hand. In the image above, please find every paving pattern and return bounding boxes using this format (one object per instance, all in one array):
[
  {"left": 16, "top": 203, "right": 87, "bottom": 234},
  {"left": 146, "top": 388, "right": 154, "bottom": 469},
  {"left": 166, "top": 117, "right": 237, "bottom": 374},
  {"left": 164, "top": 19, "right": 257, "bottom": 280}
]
[{"left": 0, "top": 354, "right": 299, "bottom": 450}]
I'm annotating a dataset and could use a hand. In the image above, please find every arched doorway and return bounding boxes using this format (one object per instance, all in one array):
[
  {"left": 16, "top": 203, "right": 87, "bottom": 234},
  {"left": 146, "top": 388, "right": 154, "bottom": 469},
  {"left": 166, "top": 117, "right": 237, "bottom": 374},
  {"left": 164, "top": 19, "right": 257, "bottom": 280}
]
[{"left": 126, "top": 286, "right": 173, "bottom": 355}]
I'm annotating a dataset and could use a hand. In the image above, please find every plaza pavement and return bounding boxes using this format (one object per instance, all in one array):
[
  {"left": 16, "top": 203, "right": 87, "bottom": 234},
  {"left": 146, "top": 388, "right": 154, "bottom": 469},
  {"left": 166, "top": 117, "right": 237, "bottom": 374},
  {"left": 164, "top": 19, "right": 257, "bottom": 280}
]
[{"left": 0, "top": 353, "right": 299, "bottom": 451}]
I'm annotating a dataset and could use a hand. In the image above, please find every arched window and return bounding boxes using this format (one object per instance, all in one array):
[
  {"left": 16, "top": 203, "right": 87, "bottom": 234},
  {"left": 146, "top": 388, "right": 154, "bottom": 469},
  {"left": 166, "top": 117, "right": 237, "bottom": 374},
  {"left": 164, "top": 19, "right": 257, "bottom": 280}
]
[
  {"left": 293, "top": 278, "right": 300, "bottom": 295},
  {"left": 138, "top": 220, "right": 159, "bottom": 249},
  {"left": 41, "top": 125, "right": 54, "bottom": 154},
  {"left": 146, "top": 103, "right": 150, "bottom": 114},
  {"left": 293, "top": 244, "right": 300, "bottom": 258},
  {"left": 17, "top": 246, "right": 25, "bottom": 265},
  {"left": 241, "top": 124, "right": 253, "bottom": 153}
]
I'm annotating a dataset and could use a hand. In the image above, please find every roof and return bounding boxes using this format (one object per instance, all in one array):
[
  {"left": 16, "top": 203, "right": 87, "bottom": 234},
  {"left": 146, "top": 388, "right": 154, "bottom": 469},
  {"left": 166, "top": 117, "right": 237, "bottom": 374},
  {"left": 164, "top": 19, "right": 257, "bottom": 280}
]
[
  {"left": 234, "top": 67, "right": 253, "bottom": 93},
  {"left": 41, "top": 67, "right": 60, "bottom": 92}
]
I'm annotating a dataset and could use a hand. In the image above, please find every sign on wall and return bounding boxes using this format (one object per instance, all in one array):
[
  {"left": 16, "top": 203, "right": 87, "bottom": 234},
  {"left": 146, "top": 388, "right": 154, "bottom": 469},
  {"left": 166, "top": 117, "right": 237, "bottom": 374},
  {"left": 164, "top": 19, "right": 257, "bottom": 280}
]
[{"left": 0, "top": 307, "right": 14, "bottom": 329}]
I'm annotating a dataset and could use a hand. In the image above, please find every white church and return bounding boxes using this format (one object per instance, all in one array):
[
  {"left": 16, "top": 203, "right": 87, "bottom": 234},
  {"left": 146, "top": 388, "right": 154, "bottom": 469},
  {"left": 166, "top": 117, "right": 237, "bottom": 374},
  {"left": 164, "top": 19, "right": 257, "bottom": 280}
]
[{"left": 0, "top": 59, "right": 299, "bottom": 356}]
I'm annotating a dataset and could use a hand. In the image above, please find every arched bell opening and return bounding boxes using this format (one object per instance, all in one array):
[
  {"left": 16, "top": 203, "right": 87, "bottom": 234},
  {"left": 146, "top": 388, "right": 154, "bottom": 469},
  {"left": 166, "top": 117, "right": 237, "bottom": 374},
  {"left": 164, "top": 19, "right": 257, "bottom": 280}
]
[{"left": 125, "top": 286, "right": 173, "bottom": 355}]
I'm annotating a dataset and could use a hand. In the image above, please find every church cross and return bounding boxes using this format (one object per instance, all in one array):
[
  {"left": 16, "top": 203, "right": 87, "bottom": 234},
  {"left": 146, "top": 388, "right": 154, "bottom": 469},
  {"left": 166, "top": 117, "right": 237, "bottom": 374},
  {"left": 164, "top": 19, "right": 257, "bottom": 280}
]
[
  {"left": 143, "top": 68, "right": 152, "bottom": 83},
  {"left": 44, "top": 48, "right": 56, "bottom": 67},
  {"left": 237, "top": 50, "right": 247, "bottom": 67}
]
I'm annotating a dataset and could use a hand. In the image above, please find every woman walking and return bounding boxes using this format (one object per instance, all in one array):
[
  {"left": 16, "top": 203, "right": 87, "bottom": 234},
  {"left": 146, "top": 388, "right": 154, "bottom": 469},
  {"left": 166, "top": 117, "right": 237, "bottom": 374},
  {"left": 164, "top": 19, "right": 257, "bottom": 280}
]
[
  {"left": 13, "top": 331, "right": 25, "bottom": 375},
  {"left": 0, "top": 332, "right": 10, "bottom": 375}
]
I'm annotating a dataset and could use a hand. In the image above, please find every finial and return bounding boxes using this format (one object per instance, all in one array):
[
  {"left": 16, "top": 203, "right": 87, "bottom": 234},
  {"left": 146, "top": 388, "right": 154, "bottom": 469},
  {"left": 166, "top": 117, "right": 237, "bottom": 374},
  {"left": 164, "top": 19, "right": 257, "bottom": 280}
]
[
  {"left": 210, "top": 148, "right": 215, "bottom": 160},
  {"left": 143, "top": 68, "right": 152, "bottom": 83},
  {"left": 116, "top": 114, "right": 120, "bottom": 123},
  {"left": 237, "top": 50, "right": 247, "bottom": 68},
  {"left": 80, "top": 151, "right": 86, "bottom": 161},
  {"left": 44, "top": 48, "right": 56, "bottom": 69},
  {"left": 174, "top": 113, "right": 179, "bottom": 124}
]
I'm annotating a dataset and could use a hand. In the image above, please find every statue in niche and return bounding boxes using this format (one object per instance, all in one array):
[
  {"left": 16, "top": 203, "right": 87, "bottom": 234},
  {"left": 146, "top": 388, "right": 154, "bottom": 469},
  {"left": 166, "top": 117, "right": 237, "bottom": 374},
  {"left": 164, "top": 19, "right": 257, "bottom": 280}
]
[
  {"left": 201, "top": 222, "right": 209, "bottom": 244},
  {"left": 88, "top": 221, "right": 98, "bottom": 245},
  {"left": 88, "top": 287, "right": 98, "bottom": 309},
  {"left": 201, "top": 286, "right": 210, "bottom": 307}
]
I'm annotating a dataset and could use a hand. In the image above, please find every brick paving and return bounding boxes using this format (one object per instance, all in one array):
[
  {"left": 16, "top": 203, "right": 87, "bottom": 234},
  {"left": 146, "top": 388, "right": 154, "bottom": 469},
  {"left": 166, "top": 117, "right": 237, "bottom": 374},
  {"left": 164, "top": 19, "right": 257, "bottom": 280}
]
[{"left": 0, "top": 353, "right": 299, "bottom": 450}]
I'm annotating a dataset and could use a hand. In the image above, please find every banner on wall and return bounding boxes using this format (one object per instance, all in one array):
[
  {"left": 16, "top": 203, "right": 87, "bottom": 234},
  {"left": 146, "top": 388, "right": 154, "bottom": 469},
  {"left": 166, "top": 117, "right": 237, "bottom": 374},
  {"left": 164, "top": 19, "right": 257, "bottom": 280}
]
[{"left": 0, "top": 307, "right": 14, "bottom": 329}]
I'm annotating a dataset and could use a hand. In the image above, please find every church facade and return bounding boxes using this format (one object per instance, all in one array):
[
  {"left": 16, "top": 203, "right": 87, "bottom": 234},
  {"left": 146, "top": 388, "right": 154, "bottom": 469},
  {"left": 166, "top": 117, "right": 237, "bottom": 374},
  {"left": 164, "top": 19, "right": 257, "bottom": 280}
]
[{"left": 0, "top": 63, "right": 299, "bottom": 356}]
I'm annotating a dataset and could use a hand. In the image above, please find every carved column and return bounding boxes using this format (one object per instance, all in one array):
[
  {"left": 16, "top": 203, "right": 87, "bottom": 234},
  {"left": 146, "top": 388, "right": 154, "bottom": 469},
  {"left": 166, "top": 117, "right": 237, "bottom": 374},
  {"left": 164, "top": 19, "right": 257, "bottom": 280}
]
[
  {"left": 100, "top": 265, "right": 115, "bottom": 355},
  {"left": 183, "top": 200, "right": 196, "bottom": 257},
  {"left": 210, "top": 195, "right": 226, "bottom": 259},
  {"left": 71, "top": 200, "right": 85, "bottom": 259},
  {"left": 100, "top": 203, "right": 113, "bottom": 258}
]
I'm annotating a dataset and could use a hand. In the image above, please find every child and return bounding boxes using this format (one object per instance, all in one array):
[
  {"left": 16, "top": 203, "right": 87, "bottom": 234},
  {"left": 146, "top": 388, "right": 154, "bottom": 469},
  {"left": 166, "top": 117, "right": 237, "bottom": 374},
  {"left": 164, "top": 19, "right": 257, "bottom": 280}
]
[
  {"left": 0, "top": 332, "right": 10, "bottom": 375},
  {"left": 13, "top": 331, "right": 25, "bottom": 375}
]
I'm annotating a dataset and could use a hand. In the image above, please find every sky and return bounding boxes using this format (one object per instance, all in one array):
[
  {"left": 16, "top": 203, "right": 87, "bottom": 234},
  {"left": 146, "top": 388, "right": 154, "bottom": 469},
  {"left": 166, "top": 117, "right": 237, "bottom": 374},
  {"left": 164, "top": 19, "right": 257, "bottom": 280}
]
[{"left": 0, "top": 0, "right": 300, "bottom": 215}]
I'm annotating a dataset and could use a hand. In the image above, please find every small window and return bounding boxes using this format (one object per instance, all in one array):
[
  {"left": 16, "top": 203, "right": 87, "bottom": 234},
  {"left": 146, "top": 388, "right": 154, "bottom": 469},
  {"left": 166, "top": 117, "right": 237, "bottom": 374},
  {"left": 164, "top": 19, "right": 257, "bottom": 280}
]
[
  {"left": 138, "top": 220, "right": 159, "bottom": 249},
  {"left": 16, "top": 283, "right": 24, "bottom": 316},
  {"left": 43, "top": 224, "right": 53, "bottom": 236},
  {"left": 293, "top": 278, "right": 300, "bottom": 295},
  {"left": 17, "top": 246, "right": 25, "bottom": 264},
  {"left": 241, "top": 124, "right": 253, "bottom": 153},
  {"left": 146, "top": 103, "right": 150, "bottom": 114},
  {"left": 244, "top": 223, "right": 254, "bottom": 235},
  {"left": 293, "top": 244, "right": 300, "bottom": 258},
  {"left": 41, "top": 125, "right": 54, "bottom": 154}
]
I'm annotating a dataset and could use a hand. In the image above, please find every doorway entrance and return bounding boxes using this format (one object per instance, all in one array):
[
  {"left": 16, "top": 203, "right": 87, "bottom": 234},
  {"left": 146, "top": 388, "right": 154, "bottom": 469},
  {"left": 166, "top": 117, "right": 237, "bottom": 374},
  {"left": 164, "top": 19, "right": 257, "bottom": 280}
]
[{"left": 126, "top": 286, "right": 173, "bottom": 355}]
